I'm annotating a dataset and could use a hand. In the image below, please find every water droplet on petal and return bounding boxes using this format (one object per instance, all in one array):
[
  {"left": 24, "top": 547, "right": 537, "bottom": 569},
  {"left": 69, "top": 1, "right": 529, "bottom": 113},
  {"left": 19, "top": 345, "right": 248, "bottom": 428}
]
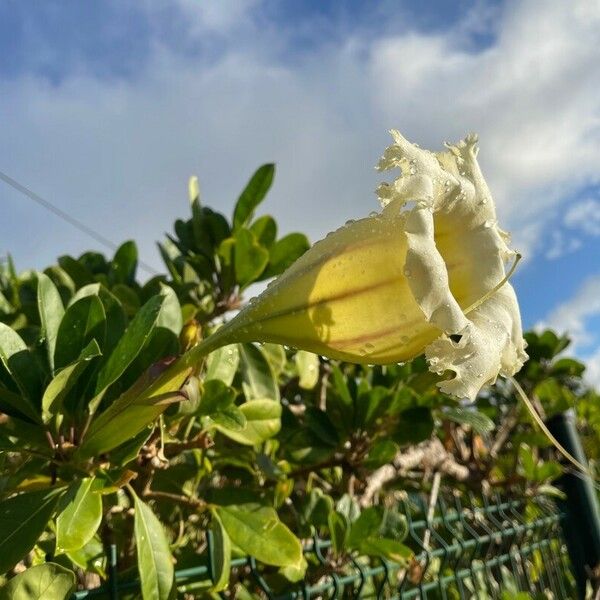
[{"left": 404, "top": 267, "right": 412, "bottom": 277}]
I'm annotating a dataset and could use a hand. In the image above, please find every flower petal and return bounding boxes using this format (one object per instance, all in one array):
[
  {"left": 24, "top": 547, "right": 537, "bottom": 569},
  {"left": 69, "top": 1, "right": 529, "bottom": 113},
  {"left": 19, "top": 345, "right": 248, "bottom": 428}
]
[
  {"left": 378, "top": 130, "right": 528, "bottom": 399},
  {"left": 425, "top": 285, "right": 528, "bottom": 400}
]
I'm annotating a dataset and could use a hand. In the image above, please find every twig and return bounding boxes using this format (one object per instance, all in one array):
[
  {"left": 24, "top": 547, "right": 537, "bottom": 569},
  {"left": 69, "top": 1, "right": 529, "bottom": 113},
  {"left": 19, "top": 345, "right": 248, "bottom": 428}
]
[
  {"left": 142, "top": 490, "right": 206, "bottom": 510},
  {"left": 422, "top": 472, "right": 441, "bottom": 552}
]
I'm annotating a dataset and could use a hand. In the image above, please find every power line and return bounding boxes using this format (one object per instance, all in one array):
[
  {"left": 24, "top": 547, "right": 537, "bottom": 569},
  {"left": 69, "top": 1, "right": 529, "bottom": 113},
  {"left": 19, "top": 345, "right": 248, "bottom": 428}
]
[{"left": 0, "top": 169, "right": 160, "bottom": 276}]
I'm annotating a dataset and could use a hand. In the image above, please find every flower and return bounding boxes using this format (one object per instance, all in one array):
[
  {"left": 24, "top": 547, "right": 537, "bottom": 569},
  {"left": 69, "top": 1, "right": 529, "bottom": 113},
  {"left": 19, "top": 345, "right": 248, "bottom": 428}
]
[{"left": 185, "top": 130, "right": 528, "bottom": 401}]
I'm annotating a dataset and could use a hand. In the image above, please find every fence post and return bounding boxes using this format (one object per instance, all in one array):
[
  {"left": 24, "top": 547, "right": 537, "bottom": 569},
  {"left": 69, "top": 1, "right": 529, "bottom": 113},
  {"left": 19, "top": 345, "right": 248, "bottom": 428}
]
[{"left": 546, "top": 410, "right": 600, "bottom": 598}]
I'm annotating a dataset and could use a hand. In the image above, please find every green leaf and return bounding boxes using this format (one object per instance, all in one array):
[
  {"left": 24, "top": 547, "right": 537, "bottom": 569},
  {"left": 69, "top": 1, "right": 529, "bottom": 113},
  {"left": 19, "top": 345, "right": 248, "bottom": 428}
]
[
  {"left": 239, "top": 343, "right": 279, "bottom": 401},
  {"left": 249, "top": 215, "right": 277, "bottom": 247},
  {"left": 264, "top": 233, "right": 310, "bottom": 278},
  {"left": 0, "top": 386, "right": 39, "bottom": 422},
  {"left": 209, "top": 514, "right": 231, "bottom": 592},
  {"left": 37, "top": 272, "right": 65, "bottom": 372},
  {"left": 550, "top": 357, "right": 585, "bottom": 378},
  {"left": 356, "top": 385, "right": 392, "bottom": 429},
  {"left": 204, "top": 344, "right": 239, "bottom": 386},
  {"left": 66, "top": 535, "right": 106, "bottom": 577},
  {"left": 234, "top": 228, "right": 269, "bottom": 289},
  {"left": 534, "top": 378, "right": 574, "bottom": 417},
  {"left": 295, "top": 351, "right": 319, "bottom": 390},
  {"left": 260, "top": 343, "right": 287, "bottom": 376},
  {"left": 55, "top": 478, "right": 103, "bottom": 553},
  {"left": 0, "top": 563, "right": 76, "bottom": 600},
  {"left": 328, "top": 511, "right": 348, "bottom": 557},
  {"left": 42, "top": 340, "right": 101, "bottom": 422},
  {"left": 77, "top": 358, "right": 191, "bottom": 458},
  {"left": 328, "top": 365, "right": 354, "bottom": 433},
  {"left": 0, "top": 324, "right": 42, "bottom": 421},
  {"left": 519, "top": 444, "right": 537, "bottom": 480},
  {"left": 357, "top": 538, "right": 413, "bottom": 563},
  {"left": 233, "top": 164, "right": 275, "bottom": 230},
  {"left": 109, "top": 241, "right": 138, "bottom": 286},
  {"left": 94, "top": 294, "right": 164, "bottom": 394},
  {"left": 347, "top": 508, "right": 382, "bottom": 549},
  {"left": 53, "top": 295, "right": 105, "bottom": 370},
  {"left": 133, "top": 491, "right": 175, "bottom": 600},
  {"left": 211, "top": 406, "right": 247, "bottom": 431},
  {"left": 0, "top": 488, "right": 64, "bottom": 573},
  {"left": 364, "top": 439, "right": 398, "bottom": 469},
  {"left": 393, "top": 407, "right": 434, "bottom": 446},
  {"left": 198, "top": 380, "right": 236, "bottom": 416},
  {"left": 216, "top": 400, "right": 281, "bottom": 445},
  {"left": 58, "top": 255, "right": 94, "bottom": 288},
  {"left": 70, "top": 284, "right": 127, "bottom": 355},
  {"left": 215, "top": 505, "right": 302, "bottom": 568},
  {"left": 443, "top": 407, "right": 494, "bottom": 435}
]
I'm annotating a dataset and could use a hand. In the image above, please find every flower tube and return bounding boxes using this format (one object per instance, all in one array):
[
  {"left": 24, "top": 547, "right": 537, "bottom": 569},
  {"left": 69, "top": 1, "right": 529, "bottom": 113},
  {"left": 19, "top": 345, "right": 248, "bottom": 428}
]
[{"left": 181, "top": 131, "right": 528, "bottom": 401}]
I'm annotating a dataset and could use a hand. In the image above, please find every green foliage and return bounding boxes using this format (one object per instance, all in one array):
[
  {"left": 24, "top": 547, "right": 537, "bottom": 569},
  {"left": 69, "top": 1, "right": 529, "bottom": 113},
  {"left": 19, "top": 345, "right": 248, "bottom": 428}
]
[{"left": 0, "top": 167, "right": 594, "bottom": 598}]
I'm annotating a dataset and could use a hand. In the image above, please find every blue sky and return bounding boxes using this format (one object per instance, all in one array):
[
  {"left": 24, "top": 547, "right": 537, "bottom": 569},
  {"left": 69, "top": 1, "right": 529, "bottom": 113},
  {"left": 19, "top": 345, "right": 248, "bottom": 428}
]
[{"left": 1, "top": 0, "right": 600, "bottom": 383}]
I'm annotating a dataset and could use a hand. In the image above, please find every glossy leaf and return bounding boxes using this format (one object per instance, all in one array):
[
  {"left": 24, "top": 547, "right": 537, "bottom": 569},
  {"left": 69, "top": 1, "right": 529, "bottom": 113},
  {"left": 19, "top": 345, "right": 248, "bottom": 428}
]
[
  {"left": 37, "top": 272, "right": 65, "bottom": 372},
  {"left": 198, "top": 380, "right": 236, "bottom": 415},
  {"left": 216, "top": 504, "right": 302, "bottom": 568},
  {"left": 77, "top": 359, "right": 191, "bottom": 458},
  {"left": 443, "top": 406, "right": 495, "bottom": 435},
  {"left": 133, "top": 491, "right": 175, "bottom": 600},
  {"left": 0, "top": 563, "right": 76, "bottom": 600},
  {"left": 211, "top": 406, "right": 247, "bottom": 432},
  {"left": 56, "top": 478, "right": 103, "bottom": 553},
  {"left": 94, "top": 294, "right": 164, "bottom": 395},
  {"left": 0, "top": 488, "right": 64, "bottom": 573},
  {"left": 0, "top": 323, "right": 42, "bottom": 415},
  {"left": 109, "top": 241, "right": 138, "bottom": 286},
  {"left": 234, "top": 228, "right": 269, "bottom": 289},
  {"left": 42, "top": 340, "right": 101, "bottom": 422},
  {"left": 204, "top": 344, "right": 239, "bottom": 386},
  {"left": 70, "top": 284, "right": 127, "bottom": 355},
  {"left": 209, "top": 514, "right": 231, "bottom": 592},
  {"left": 249, "top": 215, "right": 277, "bottom": 247},
  {"left": 239, "top": 343, "right": 279, "bottom": 401},
  {"left": 263, "top": 232, "right": 310, "bottom": 278},
  {"left": 295, "top": 351, "right": 319, "bottom": 390},
  {"left": 233, "top": 164, "right": 275, "bottom": 230},
  {"left": 53, "top": 295, "right": 105, "bottom": 370},
  {"left": 216, "top": 399, "right": 281, "bottom": 445}
]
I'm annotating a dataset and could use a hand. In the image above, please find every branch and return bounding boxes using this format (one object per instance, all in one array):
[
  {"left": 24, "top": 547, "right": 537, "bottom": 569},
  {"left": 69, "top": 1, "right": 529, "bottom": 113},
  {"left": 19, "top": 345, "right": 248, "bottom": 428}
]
[{"left": 360, "top": 438, "right": 469, "bottom": 507}]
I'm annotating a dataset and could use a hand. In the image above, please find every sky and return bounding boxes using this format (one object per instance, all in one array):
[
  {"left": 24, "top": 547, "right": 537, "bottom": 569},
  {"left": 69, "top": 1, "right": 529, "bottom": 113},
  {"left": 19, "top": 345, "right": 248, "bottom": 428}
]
[{"left": 1, "top": 0, "right": 600, "bottom": 384}]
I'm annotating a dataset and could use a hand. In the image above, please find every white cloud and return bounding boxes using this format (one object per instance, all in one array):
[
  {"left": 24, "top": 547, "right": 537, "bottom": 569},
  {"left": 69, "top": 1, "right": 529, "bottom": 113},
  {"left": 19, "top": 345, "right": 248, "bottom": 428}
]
[
  {"left": 584, "top": 346, "right": 600, "bottom": 389},
  {"left": 565, "top": 197, "right": 600, "bottom": 236},
  {"left": 539, "top": 274, "right": 600, "bottom": 350},
  {"left": 1, "top": 0, "right": 599, "bottom": 276},
  {"left": 370, "top": 0, "right": 600, "bottom": 256},
  {"left": 544, "top": 230, "right": 581, "bottom": 260}
]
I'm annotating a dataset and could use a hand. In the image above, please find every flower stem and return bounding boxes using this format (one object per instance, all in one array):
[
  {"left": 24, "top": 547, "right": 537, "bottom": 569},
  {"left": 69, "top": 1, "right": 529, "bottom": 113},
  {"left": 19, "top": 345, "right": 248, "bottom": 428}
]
[{"left": 509, "top": 375, "right": 591, "bottom": 477}]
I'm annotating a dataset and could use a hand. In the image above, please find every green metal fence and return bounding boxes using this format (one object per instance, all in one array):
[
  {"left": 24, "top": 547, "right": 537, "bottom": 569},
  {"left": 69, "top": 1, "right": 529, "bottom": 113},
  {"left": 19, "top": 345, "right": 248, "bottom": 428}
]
[{"left": 73, "top": 492, "right": 575, "bottom": 600}]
